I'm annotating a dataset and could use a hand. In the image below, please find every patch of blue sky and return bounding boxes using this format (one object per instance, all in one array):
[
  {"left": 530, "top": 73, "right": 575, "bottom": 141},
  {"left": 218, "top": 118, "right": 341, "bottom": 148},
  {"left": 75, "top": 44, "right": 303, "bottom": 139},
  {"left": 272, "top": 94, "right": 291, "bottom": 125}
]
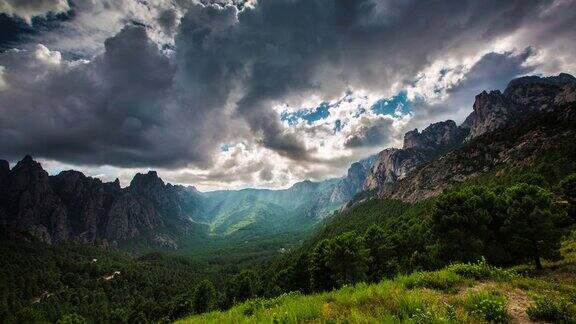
[
  {"left": 280, "top": 102, "right": 331, "bottom": 126},
  {"left": 371, "top": 91, "right": 411, "bottom": 116}
]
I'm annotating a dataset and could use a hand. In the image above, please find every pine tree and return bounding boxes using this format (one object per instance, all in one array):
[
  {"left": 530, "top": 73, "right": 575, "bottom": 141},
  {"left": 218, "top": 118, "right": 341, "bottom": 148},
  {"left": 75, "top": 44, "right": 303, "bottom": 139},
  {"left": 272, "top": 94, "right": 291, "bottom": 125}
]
[{"left": 501, "top": 184, "right": 563, "bottom": 270}]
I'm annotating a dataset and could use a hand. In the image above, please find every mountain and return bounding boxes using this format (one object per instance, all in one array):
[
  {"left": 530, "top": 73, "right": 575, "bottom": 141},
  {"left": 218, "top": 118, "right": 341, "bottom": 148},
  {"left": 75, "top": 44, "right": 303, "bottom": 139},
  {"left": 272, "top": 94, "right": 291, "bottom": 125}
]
[
  {"left": 0, "top": 156, "right": 376, "bottom": 247},
  {"left": 361, "top": 73, "right": 576, "bottom": 202},
  {"left": 0, "top": 160, "right": 203, "bottom": 249},
  {"left": 363, "top": 120, "right": 466, "bottom": 193},
  {"left": 198, "top": 158, "right": 378, "bottom": 236}
]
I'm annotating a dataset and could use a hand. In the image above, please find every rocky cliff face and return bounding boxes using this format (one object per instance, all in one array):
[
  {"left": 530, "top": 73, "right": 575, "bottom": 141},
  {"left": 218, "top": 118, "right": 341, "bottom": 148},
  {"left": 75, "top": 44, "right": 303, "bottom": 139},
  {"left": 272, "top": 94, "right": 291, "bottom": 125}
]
[
  {"left": 326, "top": 156, "right": 376, "bottom": 204},
  {"left": 0, "top": 156, "right": 68, "bottom": 244},
  {"left": 403, "top": 120, "right": 466, "bottom": 150},
  {"left": 463, "top": 90, "right": 514, "bottom": 140},
  {"left": 463, "top": 73, "right": 576, "bottom": 140},
  {"left": 363, "top": 148, "right": 430, "bottom": 191},
  {"left": 360, "top": 73, "right": 576, "bottom": 202},
  {"left": 386, "top": 104, "right": 576, "bottom": 202},
  {"left": 363, "top": 119, "right": 463, "bottom": 193},
  {"left": 50, "top": 170, "right": 121, "bottom": 243},
  {"left": 370, "top": 73, "right": 576, "bottom": 201},
  {"left": 0, "top": 158, "right": 198, "bottom": 248}
]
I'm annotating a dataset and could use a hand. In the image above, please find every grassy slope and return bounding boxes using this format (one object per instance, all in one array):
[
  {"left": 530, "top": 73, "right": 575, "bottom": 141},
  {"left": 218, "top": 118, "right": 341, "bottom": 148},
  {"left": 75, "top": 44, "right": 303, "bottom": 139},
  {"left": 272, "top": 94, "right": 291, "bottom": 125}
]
[{"left": 178, "top": 232, "right": 576, "bottom": 323}]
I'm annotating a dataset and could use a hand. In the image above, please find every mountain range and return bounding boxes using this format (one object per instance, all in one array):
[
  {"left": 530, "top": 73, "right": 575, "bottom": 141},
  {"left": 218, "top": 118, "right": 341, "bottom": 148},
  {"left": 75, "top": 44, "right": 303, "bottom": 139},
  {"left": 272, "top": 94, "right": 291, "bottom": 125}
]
[
  {"left": 1, "top": 73, "right": 575, "bottom": 250},
  {"left": 0, "top": 152, "right": 375, "bottom": 249}
]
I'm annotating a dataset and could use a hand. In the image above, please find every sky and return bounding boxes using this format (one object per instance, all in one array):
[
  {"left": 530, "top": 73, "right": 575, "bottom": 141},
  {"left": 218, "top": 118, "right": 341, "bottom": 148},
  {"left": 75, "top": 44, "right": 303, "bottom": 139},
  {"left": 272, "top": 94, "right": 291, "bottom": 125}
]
[{"left": 0, "top": 0, "right": 575, "bottom": 191}]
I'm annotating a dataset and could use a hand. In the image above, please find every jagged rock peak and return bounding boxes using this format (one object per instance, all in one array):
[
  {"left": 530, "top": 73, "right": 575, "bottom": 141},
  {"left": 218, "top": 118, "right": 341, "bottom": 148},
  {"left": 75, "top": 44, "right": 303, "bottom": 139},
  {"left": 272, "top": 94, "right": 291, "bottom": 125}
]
[
  {"left": 130, "top": 171, "right": 165, "bottom": 190},
  {"left": 464, "top": 73, "right": 576, "bottom": 142},
  {"left": 463, "top": 90, "right": 512, "bottom": 140},
  {"left": 10, "top": 155, "right": 50, "bottom": 187},
  {"left": 110, "top": 178, "right": 121, "bottom": 190},
  {"left": 403, "top": 120, "right": 462, "bottom": 150},
  {"left": 14, "top": 155, "right": 40, "bottom": 170}
]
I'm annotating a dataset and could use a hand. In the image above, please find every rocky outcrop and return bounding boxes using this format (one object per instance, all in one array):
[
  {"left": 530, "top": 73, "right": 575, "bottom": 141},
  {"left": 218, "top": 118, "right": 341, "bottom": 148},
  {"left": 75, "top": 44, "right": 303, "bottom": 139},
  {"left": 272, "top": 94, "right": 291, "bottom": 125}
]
[
  {"left": 403, "top": 120, "right": 465, "bottom": 150},
  {"left": 463, "top": 90, "right": 514, "bottom": 140},
  {"left": 363, "top": 119, "right": 464, "bottom": 193},
  {"left": 464, "top": 73, "right": 576, "bottom": 140},
  {"left": 386, "top": 105, "right": 576, "bottom": 202},
  {"left": 0, "top": 156, "right": 68, "bottom": 244},
  {"left": 360, "top": 73, "right": 576, "bottom": 202},
  {"left": 363, "top": 148, "right": 430, "bottom": 191},
  {"left": 504, "top": 73, "right": 576, "bottom": 110},
  {"left": 0, "top": 157, "right": 198, "bottom": 248},
  {"left": 105, "top": 193, "right": 163, "bottom": 241},
  {"left": 327, "top": 157, "right": 375, "bottom": 204},
  {"left": 50, "top": 170, "right": 121, "bottom": 243},
  {"left": 130, "top": 171, "right": 185, "bottom": 219},
  {"left": 372, "top": 73, "right": 576, "bottom": 202}
]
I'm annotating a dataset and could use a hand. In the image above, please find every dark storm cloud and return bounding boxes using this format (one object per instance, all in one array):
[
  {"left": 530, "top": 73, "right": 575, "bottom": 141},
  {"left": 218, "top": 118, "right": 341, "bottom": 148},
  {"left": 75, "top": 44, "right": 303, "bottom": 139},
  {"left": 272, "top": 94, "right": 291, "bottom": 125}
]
[
  {"left": 0, "top": 0, "right": 574, "bottom": 170},
  {"left": 157, "top": 9, "right": 178, "bottom": 35},
  {"left": 0, "top": 25, "right": 196, "bottom": 167},
  {"left": 344, "top": 117, "right": 394, "bottom": 148}
]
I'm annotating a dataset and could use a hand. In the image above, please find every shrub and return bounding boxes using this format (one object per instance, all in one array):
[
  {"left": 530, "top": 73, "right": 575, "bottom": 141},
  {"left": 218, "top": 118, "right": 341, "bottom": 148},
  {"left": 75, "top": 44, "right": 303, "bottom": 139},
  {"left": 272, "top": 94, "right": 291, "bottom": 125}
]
[
  {"left": 526, "top": 295, "right": 576, "bottom": 323},
  {"left": 57, "top": 314, "right": 87, "bottom": 324},
  {"left": 448, "top": 258, "right": 517, "bottom": 281},
  {"left": 396, "top": 269, "right": 463, "bottom": 292},
  {"left": 464, "top": 290, "right": 509, "bottom": 323},
  {"left": 408, "top": 307, "right": 435, "bottom": 324}
]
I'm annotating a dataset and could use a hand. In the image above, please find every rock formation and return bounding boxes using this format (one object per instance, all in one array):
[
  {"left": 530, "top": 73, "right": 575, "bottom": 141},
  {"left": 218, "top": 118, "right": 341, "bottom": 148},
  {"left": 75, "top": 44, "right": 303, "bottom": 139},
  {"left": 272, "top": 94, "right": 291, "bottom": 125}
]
[
  {"left": 463, "top": 73, "right": 576, "bottom": 140},
  {"left": 403, "top": 120, "right": 465, "bottom": 150},
  {"left": 367, "top": 73, "right": 576, "bottom": 201},
  {"left": 0, "top": 157, "right": 199, "bottom": 248}
]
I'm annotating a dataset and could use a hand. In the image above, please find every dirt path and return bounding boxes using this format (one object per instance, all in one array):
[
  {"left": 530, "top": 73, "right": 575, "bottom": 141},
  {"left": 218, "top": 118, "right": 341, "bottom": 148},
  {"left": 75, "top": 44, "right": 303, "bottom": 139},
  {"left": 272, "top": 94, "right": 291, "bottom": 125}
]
[
  {"left": 504, "top": 287, "right": 534, "bottom": 324},
  {"left": 457, "top": 282, "right": 536, "bottom": 323}
]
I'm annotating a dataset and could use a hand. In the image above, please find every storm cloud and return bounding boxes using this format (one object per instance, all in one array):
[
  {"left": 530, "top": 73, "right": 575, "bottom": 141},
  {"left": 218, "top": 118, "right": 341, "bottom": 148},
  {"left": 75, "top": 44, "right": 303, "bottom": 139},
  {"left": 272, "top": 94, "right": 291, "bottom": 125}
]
[{"left": 0, "top": 0, "right": 575, "bottom": 188}]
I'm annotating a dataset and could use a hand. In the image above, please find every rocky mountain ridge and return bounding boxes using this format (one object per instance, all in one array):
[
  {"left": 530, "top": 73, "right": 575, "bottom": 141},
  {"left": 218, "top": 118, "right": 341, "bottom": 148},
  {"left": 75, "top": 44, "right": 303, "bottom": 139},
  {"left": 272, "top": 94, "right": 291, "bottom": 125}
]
[
  {"left": 0, "top": 158, "right": 199, "bottom": 249},
  {"left": 0, "top": 154, "right": 376, "bottom": 247},
  {"left": 361, "top": 73, "right": 576, "bottom": 202}
]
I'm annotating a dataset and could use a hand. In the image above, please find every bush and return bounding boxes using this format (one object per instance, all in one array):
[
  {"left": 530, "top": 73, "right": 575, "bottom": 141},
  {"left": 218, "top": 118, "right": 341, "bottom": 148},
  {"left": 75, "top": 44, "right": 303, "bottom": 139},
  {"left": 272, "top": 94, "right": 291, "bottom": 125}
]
[
  {"left": 447, "top": 258, "right": 517, "bottom": 281},
  {"left": 526, "top": 295, "right": 576, "bottom": 323},
  {"left": 396, "top": 269, "right": 463, "bottom": 292},
  {"left": 464, "top": 290, "right": 509, "bottom": 323},
  {"left": 57, "top": 314, "right": 87, "bottom": 324}
]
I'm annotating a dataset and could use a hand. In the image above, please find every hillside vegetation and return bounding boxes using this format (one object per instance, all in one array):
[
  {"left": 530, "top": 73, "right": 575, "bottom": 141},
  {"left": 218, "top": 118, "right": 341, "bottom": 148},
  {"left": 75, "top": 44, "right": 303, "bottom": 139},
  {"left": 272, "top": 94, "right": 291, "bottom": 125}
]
[{"left": 179, "top": 233, "right": 576, "bottom": 323}]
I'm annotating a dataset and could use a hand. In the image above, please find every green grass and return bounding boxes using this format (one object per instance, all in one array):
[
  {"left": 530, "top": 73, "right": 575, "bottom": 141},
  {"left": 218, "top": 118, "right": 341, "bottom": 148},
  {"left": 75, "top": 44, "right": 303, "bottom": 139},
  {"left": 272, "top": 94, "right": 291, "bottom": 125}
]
[
  {"left": 526, "top": 295, "right": 576, "bottom": 323},
  {"left": 462, "top": 290, "right": 509, "bottom": 323},
  {"left": 178, "top": 242, "right": 576, "bottom": 323}
]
